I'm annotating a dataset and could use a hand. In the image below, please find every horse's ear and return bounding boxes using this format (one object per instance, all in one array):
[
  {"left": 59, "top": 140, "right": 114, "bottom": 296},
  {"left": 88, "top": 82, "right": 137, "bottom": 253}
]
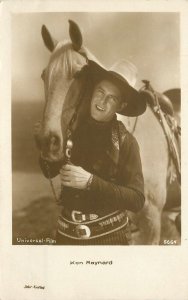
[
  {"left": 41, "top": 25, "right": 58, "bottom": 52},
  {"left": 69, "top": 20, "right": 83, "bottom": 51}
]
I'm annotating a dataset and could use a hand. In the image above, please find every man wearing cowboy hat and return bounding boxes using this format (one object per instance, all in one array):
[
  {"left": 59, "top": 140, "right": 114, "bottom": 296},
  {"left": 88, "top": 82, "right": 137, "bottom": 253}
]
[{"left": 40, "top": 59, "right": 146, "bottom": 245}]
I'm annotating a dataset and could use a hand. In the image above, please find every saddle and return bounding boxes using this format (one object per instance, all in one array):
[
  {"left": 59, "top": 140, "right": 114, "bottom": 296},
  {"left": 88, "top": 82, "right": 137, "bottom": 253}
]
[
  {"left": 140, "top": 80, "right": 181, "bottom": 184},
  {"left": 141, "top": 80, "right": 175, "bottom": 116}
]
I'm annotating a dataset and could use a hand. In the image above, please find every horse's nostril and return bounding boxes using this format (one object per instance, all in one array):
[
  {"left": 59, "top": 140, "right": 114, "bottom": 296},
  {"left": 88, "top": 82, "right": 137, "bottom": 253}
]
[
  {"left": 51, "top": 136, "right": 58, "bottom": 145},
  {"left": 50, "top": 135, "right": 60, "bottom": 151}
]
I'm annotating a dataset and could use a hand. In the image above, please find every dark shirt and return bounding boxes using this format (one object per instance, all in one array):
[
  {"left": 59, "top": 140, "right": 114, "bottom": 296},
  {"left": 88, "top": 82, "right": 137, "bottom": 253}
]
[{"left": 39, "top": 116, "right": 145, "bottom": 216}]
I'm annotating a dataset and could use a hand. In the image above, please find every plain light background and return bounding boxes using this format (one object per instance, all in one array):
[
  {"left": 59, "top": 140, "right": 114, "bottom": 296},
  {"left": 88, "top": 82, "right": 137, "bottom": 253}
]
[{"left": 12, "top": 12, "right": 180, "bottom": 103}]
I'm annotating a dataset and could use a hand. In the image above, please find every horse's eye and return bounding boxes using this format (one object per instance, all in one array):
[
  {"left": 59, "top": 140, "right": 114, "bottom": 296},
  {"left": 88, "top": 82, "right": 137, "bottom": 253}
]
[{"left": 41, "top": 69, "right": 46, "bottom": 81}]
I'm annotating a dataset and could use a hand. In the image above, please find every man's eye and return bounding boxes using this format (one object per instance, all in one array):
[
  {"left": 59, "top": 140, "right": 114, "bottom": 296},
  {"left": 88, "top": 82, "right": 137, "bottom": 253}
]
[
  {"left": 96, "top": 90, "right": 103, "bottom": 95},
  {"left": 108, "top": 95, "right": 117, "bottom": 103},
  {"left": 96, "top": 90, "right": 103, "bottom": 96}
]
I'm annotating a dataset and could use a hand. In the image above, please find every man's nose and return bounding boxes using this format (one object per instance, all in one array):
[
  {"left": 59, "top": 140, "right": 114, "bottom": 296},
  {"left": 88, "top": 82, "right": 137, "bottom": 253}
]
[{"left": 99, "top": 94, "right": 107, "bottom": 105}]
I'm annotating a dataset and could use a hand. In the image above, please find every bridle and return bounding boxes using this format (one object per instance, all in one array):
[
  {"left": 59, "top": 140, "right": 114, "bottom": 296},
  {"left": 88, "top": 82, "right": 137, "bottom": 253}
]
[
  {"left": 64, "top": 52, "right": 90, "bottom": 159},
  {"left": 43, "top": 63, "right": 89, "bottom": 204}
]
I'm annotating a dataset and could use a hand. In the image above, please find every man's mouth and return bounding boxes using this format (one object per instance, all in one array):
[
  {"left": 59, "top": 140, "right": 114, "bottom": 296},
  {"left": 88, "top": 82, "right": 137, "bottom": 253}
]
[{"left": 96, "top": 105, "right": 105, "bottom": 111}]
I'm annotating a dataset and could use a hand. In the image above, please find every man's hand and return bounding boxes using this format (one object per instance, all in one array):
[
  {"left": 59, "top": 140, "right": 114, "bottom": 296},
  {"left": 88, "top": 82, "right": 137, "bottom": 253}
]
[{"left": 60, "top": 164, "right": 92, "bottom": 190}]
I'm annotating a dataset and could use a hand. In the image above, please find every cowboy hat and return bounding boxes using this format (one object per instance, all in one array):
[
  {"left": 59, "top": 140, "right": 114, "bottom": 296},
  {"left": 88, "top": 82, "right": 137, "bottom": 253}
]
[{"left": 87, "top": 59, "right": 147, "bottom": 117}]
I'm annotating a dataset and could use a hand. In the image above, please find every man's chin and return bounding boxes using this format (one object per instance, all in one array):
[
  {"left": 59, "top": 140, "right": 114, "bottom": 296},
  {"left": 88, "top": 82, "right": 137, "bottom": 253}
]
[
  {"left": 91, "top": 114, "right": 105, "bottom": 122},
  {"left": 91, "top": 110, "right": 104, "bottom": 121}
]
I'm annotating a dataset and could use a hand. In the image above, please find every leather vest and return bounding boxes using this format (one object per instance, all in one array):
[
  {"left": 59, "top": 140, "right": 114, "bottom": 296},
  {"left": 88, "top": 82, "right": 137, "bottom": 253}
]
[
  {"left": 91, "top": 120, "right": 128, "bottom": 183},
  {"left": 60, "top": 119, "right": 129, "bottom": 214}
]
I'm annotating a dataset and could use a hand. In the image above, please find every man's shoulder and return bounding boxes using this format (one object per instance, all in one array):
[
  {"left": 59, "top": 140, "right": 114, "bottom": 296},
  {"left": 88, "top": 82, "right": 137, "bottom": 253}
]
[{"left": 114, "top": 119, "right": 137, "bottom": 146}]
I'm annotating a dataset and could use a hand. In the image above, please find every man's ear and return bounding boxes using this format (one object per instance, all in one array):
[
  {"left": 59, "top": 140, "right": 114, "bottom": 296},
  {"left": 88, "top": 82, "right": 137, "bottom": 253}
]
[{"left": 117, "top": 102, "right": 127, "bottom": 113}]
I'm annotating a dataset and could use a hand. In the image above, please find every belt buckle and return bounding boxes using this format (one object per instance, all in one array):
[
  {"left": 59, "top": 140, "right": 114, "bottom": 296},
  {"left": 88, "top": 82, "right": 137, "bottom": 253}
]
[
  {"left": 71, "top": 210, "right": 86, "bottom": 223},
  {"left": 76, "top": 224, "right": 91, "bottom": 239}
]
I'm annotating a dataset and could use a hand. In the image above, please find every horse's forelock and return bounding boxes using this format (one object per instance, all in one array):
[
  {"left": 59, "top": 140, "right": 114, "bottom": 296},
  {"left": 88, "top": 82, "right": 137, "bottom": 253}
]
[{"left": 46, "top": 41, "right": 83, "bottom": 86}]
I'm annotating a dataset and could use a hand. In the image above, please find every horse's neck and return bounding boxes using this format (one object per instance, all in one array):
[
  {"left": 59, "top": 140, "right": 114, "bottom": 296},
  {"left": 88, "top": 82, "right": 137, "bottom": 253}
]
[
  {"left": 119, "top": 106, "right": 169, "bottom": 185},
  {"left": 61, "top": 71, "right": 92, "bottom": 134},
  {"left": 137, "top": 106, "right": 169, "bottom": 183}
]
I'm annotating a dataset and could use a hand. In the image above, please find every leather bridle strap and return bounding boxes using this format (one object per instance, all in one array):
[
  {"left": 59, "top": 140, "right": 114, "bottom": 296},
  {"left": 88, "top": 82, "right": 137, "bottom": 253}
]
[
  {"left": 65, "top": 72, "right": 88, "bottom": 163},
  {"left": 43, "top": 160, "right": 62, "bottom": 204}
]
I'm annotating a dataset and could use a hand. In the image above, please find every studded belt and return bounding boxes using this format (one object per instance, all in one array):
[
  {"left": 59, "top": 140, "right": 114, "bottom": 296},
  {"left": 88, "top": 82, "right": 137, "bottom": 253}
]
[
  {"left": 57, "top": 210, "right": 129, "bottom": 240},
  {"left": 62, "top": 207, "right": 99, "bottom": 222}
]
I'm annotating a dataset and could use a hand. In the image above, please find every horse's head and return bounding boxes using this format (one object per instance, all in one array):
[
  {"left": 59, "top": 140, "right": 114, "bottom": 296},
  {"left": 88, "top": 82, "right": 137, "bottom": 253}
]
[{"left": 35, "top": 20, "right": 89, "bottom": 162}]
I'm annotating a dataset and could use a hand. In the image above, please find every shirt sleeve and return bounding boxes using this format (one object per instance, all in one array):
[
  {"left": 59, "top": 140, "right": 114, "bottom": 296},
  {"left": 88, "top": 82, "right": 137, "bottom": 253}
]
[{"left": 89, "top": 135, "right": 145, "bottom": 213}]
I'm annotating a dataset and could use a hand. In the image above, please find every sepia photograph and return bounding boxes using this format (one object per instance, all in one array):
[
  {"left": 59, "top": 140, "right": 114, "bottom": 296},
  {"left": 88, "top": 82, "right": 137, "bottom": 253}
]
[{"left": 12, "top": 12, "right": 181, "bottom": 246}]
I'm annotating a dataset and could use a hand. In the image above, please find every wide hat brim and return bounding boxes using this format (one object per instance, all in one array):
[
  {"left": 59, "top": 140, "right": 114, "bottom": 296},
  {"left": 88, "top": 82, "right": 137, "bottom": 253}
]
[{"left": 88, "top": 60, "right": 147, "bottom": 117}]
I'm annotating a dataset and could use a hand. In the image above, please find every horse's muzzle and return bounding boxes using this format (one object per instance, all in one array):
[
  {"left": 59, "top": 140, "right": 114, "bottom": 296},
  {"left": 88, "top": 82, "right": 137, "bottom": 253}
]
[{"left": 34, "top": 126, "right": 64, "bottom": 162}]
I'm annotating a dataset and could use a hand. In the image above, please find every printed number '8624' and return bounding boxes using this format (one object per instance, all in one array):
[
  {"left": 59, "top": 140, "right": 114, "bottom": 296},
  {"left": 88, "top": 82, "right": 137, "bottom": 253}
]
[{"left": 164, "top": 240, "right": 177, "bottom": 245}]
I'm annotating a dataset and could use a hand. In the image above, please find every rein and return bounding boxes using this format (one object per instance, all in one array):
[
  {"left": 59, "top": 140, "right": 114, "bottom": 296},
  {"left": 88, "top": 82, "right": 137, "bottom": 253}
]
[{"left": 44, "top": 160, "right": 61, "bottom": 204}]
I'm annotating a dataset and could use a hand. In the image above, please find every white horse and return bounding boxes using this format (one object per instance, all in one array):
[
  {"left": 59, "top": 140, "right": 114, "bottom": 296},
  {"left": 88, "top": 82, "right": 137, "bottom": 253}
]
[{"left": 35, "top": 20, "right": 172, "bottom": 245}]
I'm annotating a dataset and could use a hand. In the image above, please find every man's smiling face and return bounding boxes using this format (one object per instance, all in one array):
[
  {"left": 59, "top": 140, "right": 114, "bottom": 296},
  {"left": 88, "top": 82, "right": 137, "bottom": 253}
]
[{"left": 90, "top": 79, "right": 126, "bottom": 122}]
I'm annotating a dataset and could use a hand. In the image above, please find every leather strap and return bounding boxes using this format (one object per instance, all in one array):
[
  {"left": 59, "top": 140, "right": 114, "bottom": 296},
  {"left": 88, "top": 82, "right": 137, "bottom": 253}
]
[{"left": 57, "top": 210, "right": 129, "bottom": 240}]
